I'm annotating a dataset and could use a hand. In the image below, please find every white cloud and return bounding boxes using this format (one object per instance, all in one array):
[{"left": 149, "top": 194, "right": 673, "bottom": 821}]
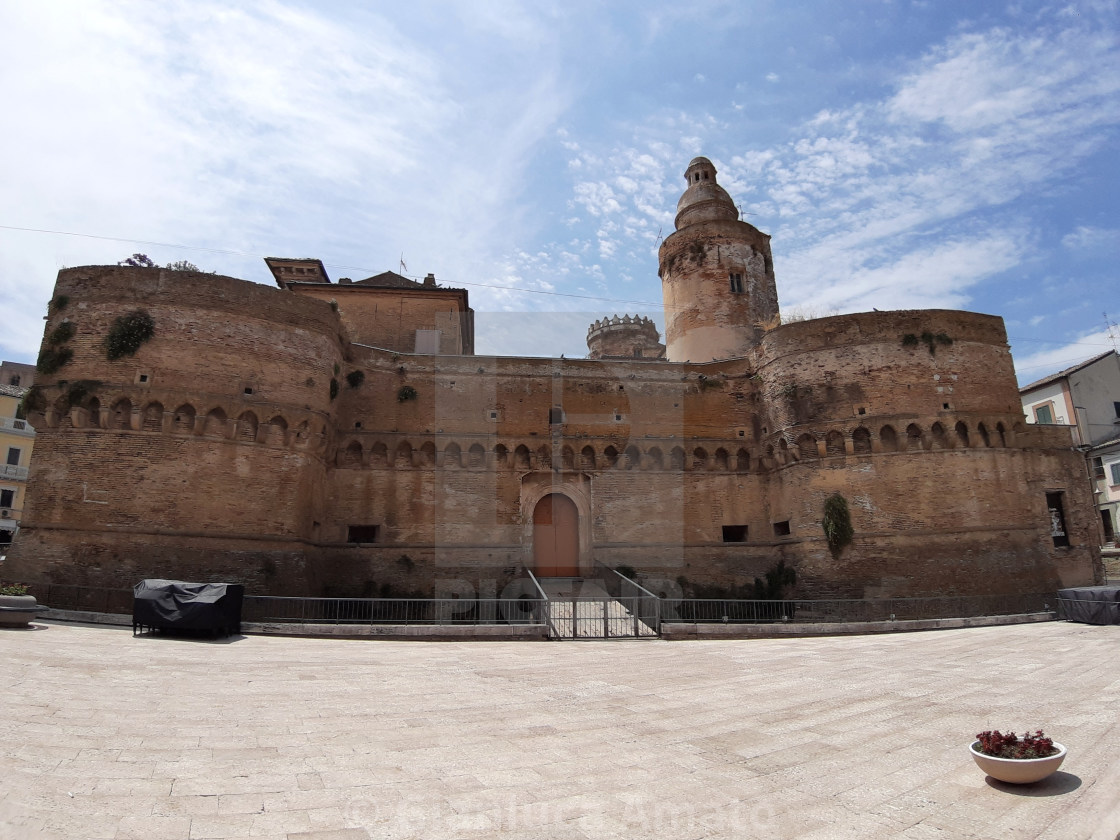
[
  {"left": 1061, "top": 225, "right": 1120, "bottom": 251},
  {"left": 1013, "top": 329, "right": 1118, "bottom": 384}
]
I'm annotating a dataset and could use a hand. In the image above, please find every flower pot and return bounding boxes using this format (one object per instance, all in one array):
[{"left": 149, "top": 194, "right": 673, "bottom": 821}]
[
  {"left": 969, "top": 741, "right": 1067, "bottom": 784},
  {"left": 0, "top": 594, "right": 47, "bottom": 628}
]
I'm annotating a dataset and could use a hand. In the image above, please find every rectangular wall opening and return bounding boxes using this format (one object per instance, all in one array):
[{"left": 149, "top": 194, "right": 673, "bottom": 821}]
[
  {"left": 722, "top": 525, "right": 748, "bottom": 542},
  {"left": 1045, "top": 492, "right": 1069, "bottom": 548},
  {"left": 347, "top": 525, "right": 380, "bottom": 544}
]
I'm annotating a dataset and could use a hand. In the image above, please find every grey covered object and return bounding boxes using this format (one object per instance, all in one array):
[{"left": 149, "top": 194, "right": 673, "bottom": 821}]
[
  {"left": 132, "top": 579, "right": 244, "bottom": 637},
  {"left": 1057, "top": 586, "right": 1120, "bottom": 625}
]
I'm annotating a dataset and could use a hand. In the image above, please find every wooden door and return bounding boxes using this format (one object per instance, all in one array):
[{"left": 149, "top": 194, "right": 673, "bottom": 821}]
[{"left": 533, "top": 493, "right": 580, "bottom": 577}]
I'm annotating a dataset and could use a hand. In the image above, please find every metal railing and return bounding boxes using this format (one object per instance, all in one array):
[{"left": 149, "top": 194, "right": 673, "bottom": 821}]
[
  {"left": 31, "top": 583, "right": 134, "bottom": 615},
  {"left": 24, "top": 583, "right": 1057, "bottom": 633},
  {"left": 594, "top": 561, "right": 661, "bottom": 635},
  {"left": 242, "top": 595, "right": 544, "bottom": 626},
  {"left": 666, "top": 592, "right": 1053, "bottom": 624}
]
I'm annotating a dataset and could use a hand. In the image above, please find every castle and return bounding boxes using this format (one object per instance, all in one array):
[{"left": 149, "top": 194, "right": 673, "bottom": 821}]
[{"left": 6, "top": 157, "right": 1101, "bottom": 600}]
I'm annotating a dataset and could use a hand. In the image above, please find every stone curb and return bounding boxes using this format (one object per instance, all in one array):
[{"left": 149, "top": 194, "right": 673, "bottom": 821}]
[{"left": 660, "top": 611, "right": 1056, "bottom": 639}]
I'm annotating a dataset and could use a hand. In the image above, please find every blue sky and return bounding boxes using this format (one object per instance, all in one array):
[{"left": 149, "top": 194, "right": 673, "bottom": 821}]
[{"left": 1, "top": 1, "right": 1117, "bottom": 383}]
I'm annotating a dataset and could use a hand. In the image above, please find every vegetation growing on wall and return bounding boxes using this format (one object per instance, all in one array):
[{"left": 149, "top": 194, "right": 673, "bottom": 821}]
[
  {"left": 65, "top": 380, "right": 102, "bottom": 407},
  {"left": 18, "top": 386, "right": 46, "bottom": 416},
  {"left": 51, "top": 295, "right": 69, "bottom": 312},
  {"left": 329, "top": 378, "right": 339, "bottom": 400},
  {"left": 345, "top": 370, "right": 365, "bottom": 388},
  {"left": 753, "top": 559, "right": 796, "bottom": 600},
  {"left": 105, "top": 310, "right": 155, "bottom": 360},
  {"left": 822, "top": 492, "right": 854, "bottom": 554},
  {"left": 902, "top": 331, "right": 953, "bottom": 355},
  {"left": 397, "top": 385, "right": 417, "bottom": 402},
  {"left": 47, "top": 321, "right": 75, "bottom": 346},
  {"left": 36, "top": 346, "right": 73, "bottom": 375}
]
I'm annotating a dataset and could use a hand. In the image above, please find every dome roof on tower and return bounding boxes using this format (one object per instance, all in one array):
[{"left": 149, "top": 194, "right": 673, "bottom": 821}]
[{"left": 675, "top": 156, "right": 739, "bottom": 229}]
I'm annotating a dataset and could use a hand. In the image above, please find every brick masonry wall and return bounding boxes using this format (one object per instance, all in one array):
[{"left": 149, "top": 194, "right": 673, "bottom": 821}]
[{"left": 6, "top": 266, "right": 1101, "bottom": 600}]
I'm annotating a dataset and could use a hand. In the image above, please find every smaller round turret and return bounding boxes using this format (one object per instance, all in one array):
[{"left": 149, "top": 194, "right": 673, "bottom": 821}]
[{"left": 586, "top": 314, "right": 666, "bottom": 360}]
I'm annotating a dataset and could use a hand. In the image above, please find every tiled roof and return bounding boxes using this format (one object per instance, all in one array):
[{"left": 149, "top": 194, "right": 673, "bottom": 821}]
[
  {"left": 0, "top": 384, "right": 27, "bottom": 399},
  {"left": 1019, "top": 350, "right": 1116, "bottom": 393}
]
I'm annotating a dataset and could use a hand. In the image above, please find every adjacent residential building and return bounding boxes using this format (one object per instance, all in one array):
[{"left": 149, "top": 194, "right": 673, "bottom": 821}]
[
  {"left": 0, "top": 383, "right": 34, "bottom": 551},
  {"left": 1020, "top": 350, "right": 1120, "bottom": 547},
  {"left": 0, "top": 361, "right": 35, "bottom": 389}
]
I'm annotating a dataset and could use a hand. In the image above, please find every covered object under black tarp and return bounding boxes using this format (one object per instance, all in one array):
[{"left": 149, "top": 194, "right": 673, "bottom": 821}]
[
  {"left": 133, "top": 580, "right": 244, "bottom": 637},
  {"left": 1057, "top": 586, "right": 1120, "bottom": 625}
]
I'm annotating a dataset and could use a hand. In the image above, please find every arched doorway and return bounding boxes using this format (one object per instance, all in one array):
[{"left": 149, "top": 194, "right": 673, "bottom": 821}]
[{"left": 533, "top": 493, "right": 580, "bottom": 577}]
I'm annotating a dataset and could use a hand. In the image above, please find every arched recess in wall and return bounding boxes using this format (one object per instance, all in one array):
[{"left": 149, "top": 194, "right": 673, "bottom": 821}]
[
  {"left": 931, "top": 422, "right": 947, "bottom": 448},
  {"left": 977, "top": 422, "right": 991, "bottom": 447},
  {"left": 714, "top": 448, "right": 729, "bottom": 470},
  {"left": 444, "top": 442, "right": 462, "bottom": 469},
  {"left": 419, "top": 442, "right": 436, "bottom": 467},
  {"left": 906, "top": 423, "right": 924, "bottom": 451},
  {"left": 536, "top": 444, "right": 551, "bottom": 469},
  {"left": 494, "top": 443, "right": 509, "bottom": 468},
  {"left": 777, "top": 439, "right": 790, "bottom": 464},
  {"left": 204, "top": 408, "right": 227, "bottom": 437},
  {"left": 796, "top": 434, "right": 817, "bottom": 461},
  {"left": 624, "top": 445, "right": 641, "bottom": 469},
  {"left": 580, "top": 446, "right": 595, "bottom": 470},
  {"left": 86, "top": 397, "right": 102, "bottom": 429},
  {"left": 603, "top": 446, "right": 619, "bottom": 469},
  {"left": 469, "top": 443, "right": 485, "bottom": 468},
  {"left": 514, "top": 444, "right": 531, "bottom": 470},
  {"left": 879, "top": 425, "right": 898, "bottom": 452},
  {"left": 142, "top": 402, "right": 163, "bottom": 432},
  {"left": 955, "top": 421, "right": 970, "bottom": 447},
  {"left": 370, "top": 441, "right": 388, "bottom": 468},
  {"left": 648, "top": 447, "right": 664, "bottom": 471},
  {"left": 266, "top": 415, "right": 288, "bottom": 446},
  {"left": 826, "top": 430, "right": 844, "bottom": 456},
  {"left": 560, "top": 445, "right": 574, "bottom": 471},
  {"left": 238, "top": 411, "right": 259, "bottom": 443},
  {"left": 670, "top": 446, "right": 685, "bottom": 471},
  {"left": 692, "top": 447, "right": 708, "bottom": 470},
  {"left": 996, "top": 422, "right": 1007, "bottom": 447},
  {"left": 395, "top": 441, "right": 414, "bottom": 468},
  {"left": 735, "top": 448, "right": 750, "bottom": 472},
  {"left": 111, "top": 398, "right": 132, "bottom": 431},
  {"left": 852, "top": 426, "right": 871, "bottom": 454},
  {"left": 339, "top": 440, "right": 362, "bottom": 467},
  {"left": 173, "top": 404, "right": 196, "bottom": 435}
]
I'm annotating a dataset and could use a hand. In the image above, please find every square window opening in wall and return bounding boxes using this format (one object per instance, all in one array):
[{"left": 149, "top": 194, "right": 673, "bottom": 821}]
[
  {"left": 548, "top": 407, "right": 564, "bottom": 424},
  {"left": 244, "top": 386, "right": 254, "bottom": 395},
  {"left": 1045, "top": 492, "right": 1069, "bottom": 548},
  {"left": 137, "top": 372, "right": 150, "bottom": 384},
  {"left": 488, "top": 410, "right": 499, "bottom": 421},
  {"left": 772, "top": 520, "right": 791, "bottom": 537},
  {"left": 347, "top": 525, "right": 379, "bottom": 544},
  {"left": 354, "top": 421, "right": 362, "bottom": 429},
  {"left": 614, "top": 413, "right": 622, "bottom": 422},
  {"left": 738, "top": 429, "right": 746, "bottom": 437},
  {"left": 943, "top": 403, "right": 951, "bottom": 410},
  {"left": 722, "top": 525, "right": 748, "bottom": 543}
]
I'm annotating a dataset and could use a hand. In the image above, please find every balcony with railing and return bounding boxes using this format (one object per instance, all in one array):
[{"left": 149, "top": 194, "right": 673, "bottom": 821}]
[{"left": 0, "top": 464, "right": 28, "bottom": 480}]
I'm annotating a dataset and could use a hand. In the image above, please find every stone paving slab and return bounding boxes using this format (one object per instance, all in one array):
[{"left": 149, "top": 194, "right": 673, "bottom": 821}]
[{"left": 0, "top": 620, "right": 1118, "bottom": 839}]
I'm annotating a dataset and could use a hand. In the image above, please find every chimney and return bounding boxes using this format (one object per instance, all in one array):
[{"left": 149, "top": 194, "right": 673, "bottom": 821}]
[{"left": 423, "top": 273, "right": 436, "bottom": 287}]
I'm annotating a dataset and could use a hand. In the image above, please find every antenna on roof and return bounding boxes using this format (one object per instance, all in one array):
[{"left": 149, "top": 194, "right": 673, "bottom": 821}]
[
  {"left": 654, "top": 225, "right": 663, "bottom": 247},
  {"left": 400, "top": 253, "right": 408, "bottom": 275},
  {"left": 737, "top": 204, "right": 756, "bottom": 218},
  {"left": 1105, "top": 311, "right": 1119, "bottom": 351}
]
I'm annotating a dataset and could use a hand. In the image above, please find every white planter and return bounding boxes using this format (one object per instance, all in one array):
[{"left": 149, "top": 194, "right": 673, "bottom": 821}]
[{"left": 969, "top": 741, "right": 1067, "bottom": 784}]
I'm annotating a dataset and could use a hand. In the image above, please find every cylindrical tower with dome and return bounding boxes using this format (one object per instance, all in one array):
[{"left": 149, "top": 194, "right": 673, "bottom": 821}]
[{"left": 658, "top": 156, "right": 779, "bottom": 362}]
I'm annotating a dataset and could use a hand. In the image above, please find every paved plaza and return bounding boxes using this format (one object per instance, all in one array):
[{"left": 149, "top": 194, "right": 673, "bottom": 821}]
[{"left": 1, "top": 620, "right": 1118, "bottom": 839}]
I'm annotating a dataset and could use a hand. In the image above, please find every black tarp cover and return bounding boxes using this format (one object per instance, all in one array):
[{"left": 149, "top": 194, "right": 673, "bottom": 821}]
[
  {"left": 133, "top": 579, "right": 244, "bottom": 635},
  {"left": 1057, "top": 586, "right": 1120, "bottom": 625}
]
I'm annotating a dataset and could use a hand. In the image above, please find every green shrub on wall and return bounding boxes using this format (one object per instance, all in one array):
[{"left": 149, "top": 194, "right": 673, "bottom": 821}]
[
  {"left": 47, "top": 321, "right": 75, "bottom": 346},
  {"left": 329, "top": 378, "right": 339, "bottom": 400},
  {"left": 36, "top": 346, "right": 73, "bottom": 375},
  {"left": 345, "top": 370, "right": 365, "bottom": 388},
  {"left": 105, "top": 310, "right": 155, "bottom": 360},
  {"left": 822, "top": 492, "right": 854, "bottom": 553},
  {"left": 397, "top": 385, "right": 417, "bottom": 403}
]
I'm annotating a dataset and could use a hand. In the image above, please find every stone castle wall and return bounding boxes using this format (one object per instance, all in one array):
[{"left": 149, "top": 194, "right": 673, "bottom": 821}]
[{"left": 5, "top": 266, "right": 1101, "bottom": 599}]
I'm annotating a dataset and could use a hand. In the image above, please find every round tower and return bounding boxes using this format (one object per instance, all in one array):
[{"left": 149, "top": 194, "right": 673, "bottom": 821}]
[
  {"left": 659, "top": 157, "right": 779, "bottom": 362},
  {"left": 586, "top": 314, "right": 665, "bottom": 359}
]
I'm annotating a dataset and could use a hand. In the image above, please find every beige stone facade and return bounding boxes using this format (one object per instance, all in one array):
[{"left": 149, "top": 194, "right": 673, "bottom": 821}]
[{"left": 5, "top": 157, "right": 1101, "bottom": 599}]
